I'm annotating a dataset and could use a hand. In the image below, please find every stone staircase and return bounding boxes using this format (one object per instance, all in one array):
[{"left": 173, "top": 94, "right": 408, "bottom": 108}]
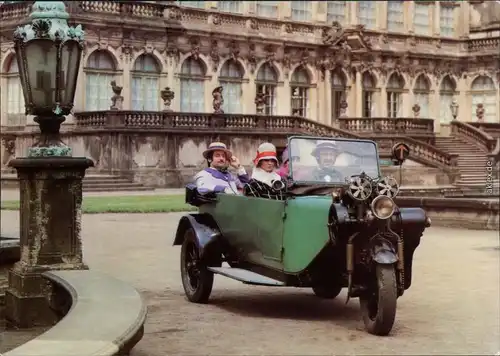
[
  {"left": 1, "top": 171, "right": 153, "bottom": 192},
  {"left": 434, "top": 136, "right": 499, "bottom": 190}
]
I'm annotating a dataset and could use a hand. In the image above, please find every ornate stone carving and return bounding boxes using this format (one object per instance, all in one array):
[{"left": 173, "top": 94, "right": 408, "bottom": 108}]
[
  {"left": 2, "top": 136, "right": 16, "bottom": 165},
  {"left": 110, "top": 81, "right": 123, "bottom": 110},
  {"left": 161, "top": 87, "right": 175, "bottom": 112},
  {"left": 190, "top": 37, "right": 200, "bottom": 60},
  {"left": 412, "top": 103, "right": 421, "bottom": 118},
  {"left": 283, "top": 24, "right": 293, "bottom": 34},
  {"left": 339, "top": 100, "right": 348, "bottom": 118},
  {"left": 282, "top": 48, "right": 291, "bottom": 75},
  {"left": 166, "top": 41, "right": 180, "bottom": 66},
  {"left": 264, "top": 44, "right": 275, "bottom": 63},
  {"left": 322, "top": 21, "right": 344, "bottom": 46},
  {"left": 407, "top": 35, "right": 417, "bottom": 47},
  {"left": 210, "top": 40, "right": 220, "bottom": 72},
  {"left": 379, "top": 33, "right": 389, "bottom": 44},
  {"left": 121, "top": 44, "right": 133, "bottom": 62},
  {"left": 434, "top": 39, "right": 442, "bottom": 48},
  {"left": 212, "top": 86, "right": 224, "bottom": 114},
  {"left": 210, "top": 14, "right": 221, "bottom": 25},
  {"left": 247, "top": 43, "right": 257, "bottom": 74},
  {"left": 167, "top": 6, "right": 182, "bottom": 20},
  {"left": 299, "top": 49, "right": 310, "bottom": 67},
  {"left": 476, "top": 103, "right": 485, "bottom": 122},
  {"left": 255, "top": 92, "right": 266, "bottom": 115},
  {"left": 229, "top": 40, "right": 240, "bottom": 60},
  {"left": 247, "top": 18, "right": 258, "bottom": 30}
]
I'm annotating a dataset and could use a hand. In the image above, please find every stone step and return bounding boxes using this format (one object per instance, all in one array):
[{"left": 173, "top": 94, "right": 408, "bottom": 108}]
[{"left": 83, "top": 178, "right": 132, "bottom": 185}]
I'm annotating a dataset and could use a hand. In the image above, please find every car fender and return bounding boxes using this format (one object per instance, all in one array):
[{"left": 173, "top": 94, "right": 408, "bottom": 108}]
[
  {"left": 370, "top": 237, "right": 398, "bottom": 264},
  {"left": 173, "top": 213, "right": 222, "bottom": 257}
]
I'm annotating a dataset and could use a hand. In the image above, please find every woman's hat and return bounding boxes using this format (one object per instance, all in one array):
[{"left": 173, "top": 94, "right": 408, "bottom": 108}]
[
  {"left": 254, "top": 142, "right": 278, "bottom": 165},
  {"left": 203, "top": 142, "right": 232, "bottom": 159}
]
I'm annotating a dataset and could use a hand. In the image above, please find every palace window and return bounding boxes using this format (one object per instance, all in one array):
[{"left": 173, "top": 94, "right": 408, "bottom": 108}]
[
  {"left": 256, "top": 1, "right": 278, "bottom": 18},
  {"left": 362, "top": 72, "right": 377, "bottom": 118},
  {"left": 177, "top": 1, "right": 204, "bottom": 8},
  {"left": 291, "top": 1, "right": 311, "bottom": 22},
  {"left": 471, "top": 76, "right": 498, "bottom": 123},
  {"left": 290, "top": 66, "right": 311, "bottom": 118},
  {"left": 256, "top": 63, "right": 278, "bottom": 115},
  {"left": 414, "top": 3, "right": 431, "bottom": 35},
  {"left": 4, "top": 56, "right": 25, "bottom": 125},
  {"left": 440, "top": 4, "right": 454, "bottom": 37},
  {"left": 326, "top": 1, "right": 346, "bottom": 25},
  {"left": 439, "top": 76, "right": 457, "bottom": 124},
  {"left": 180, "top": 56, "right": 206, "bottom": 112},
  {"left": 357, "top": 1, "right": 376, "bottom": 29},
  {"left": 218, "top": 1, "right": 241, "bottom": 13},
  {"left": 131, "top": 54, "right": 160, "bottom": 111},
  {"left": 331, "top": 68, "right": 347, "bottom": 123},
  {"left": 387, "top": 1, "right": 404, "bottom": 32},
  {"left": 85, "top": 50, "right": 116, "bottom": 111},
  {"left": 387, "top": 73, "right": 405, "bottom": 118},
  {"left": 413, "top": 74, "right": 431, "bottom": 118},
  {"left": 219, "top": 59, "right": 244, "bottom": 114}
]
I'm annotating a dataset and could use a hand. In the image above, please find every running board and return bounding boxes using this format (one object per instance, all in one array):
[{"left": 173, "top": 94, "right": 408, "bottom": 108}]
[{"left": 207, "top": 267, "right": 285, "bottom": 286}]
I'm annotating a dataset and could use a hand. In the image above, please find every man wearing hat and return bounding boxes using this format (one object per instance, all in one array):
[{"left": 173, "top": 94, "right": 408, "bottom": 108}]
[
  {"left": 311, "top": 140, "right": 344, "bottom": 182},
  {"left": 194, "top": 142, "right": 249, "bottom": 195},
  {"left": 243, "top": 142, "right": 286, "bottom": 200}
]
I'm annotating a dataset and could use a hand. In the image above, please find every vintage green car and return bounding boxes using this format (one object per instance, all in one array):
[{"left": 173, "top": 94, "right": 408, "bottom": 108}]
[{"left": 174, "top": 136, "right": 431, "bottom": 336}]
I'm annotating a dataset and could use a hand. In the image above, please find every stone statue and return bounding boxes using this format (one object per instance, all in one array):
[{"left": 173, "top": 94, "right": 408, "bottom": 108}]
[
  {"left": 255, "top": 92, "right": 266, "bottom": 114},
  {"left": 161, "top": 87, "right": 175, "bottom": 112},
  {"left": 110, "top": 80, "right": 123, "bottom": 110},
  {"left": 322, "top": 21, "right": 343, "bottom": 45},
  {"left": 412, "top": 103, "right": 421, "bottom": 118},
  {"left": 476, "top": 103, "right": 485, "bottom": 122},
  {"left": 212, "top": 86, "right": 224, "bottom": 114},
  {"left": 339, "top": 99, "right": 348, "bottom": 118}
]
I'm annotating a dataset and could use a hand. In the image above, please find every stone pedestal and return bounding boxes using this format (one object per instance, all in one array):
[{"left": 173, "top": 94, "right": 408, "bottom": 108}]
[{"left": 4, "top": 157, "right": 93, "bottom": 328}]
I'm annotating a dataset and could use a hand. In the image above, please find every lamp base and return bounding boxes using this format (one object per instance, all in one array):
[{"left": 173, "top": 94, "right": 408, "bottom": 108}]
[
  {"left": 28, "top": 115, "right": 72, "bottom": 157},
  {"left": 28, "top": 145, "right": 72, "bottom": 157}
]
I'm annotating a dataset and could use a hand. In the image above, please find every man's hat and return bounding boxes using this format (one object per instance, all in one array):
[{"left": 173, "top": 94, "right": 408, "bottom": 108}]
[
  {"left": 254, "top": 142, "right": 278, "bottom": 165},
  {"left": 203, "top": 142, "right": 232, "bottom": 159},
  {"left": 311, "top": 140, "right": 338, "bottom": 157}
]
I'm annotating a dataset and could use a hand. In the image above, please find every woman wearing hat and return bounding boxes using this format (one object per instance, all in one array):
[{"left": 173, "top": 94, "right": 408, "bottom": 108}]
[
  {"left": 194, "top": 142, "right": 249, "bottom": 195},
  {"left": 243, "top": 142, "right": 286, "bottom": 200}
]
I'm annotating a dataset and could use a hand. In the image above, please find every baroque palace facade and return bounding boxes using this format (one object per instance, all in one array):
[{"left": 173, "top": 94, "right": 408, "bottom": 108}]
[{"left": 0, "top": 1, "right": 499, "bottom": 134}]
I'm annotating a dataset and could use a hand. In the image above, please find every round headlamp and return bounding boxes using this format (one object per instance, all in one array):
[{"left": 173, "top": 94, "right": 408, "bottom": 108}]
[{"left": 371, "top": 195, "right": 395, "bottom": 220}]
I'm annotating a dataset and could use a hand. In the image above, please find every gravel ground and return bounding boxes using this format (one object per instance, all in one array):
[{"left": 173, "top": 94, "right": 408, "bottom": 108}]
[{"left": 0, "top": 211, "right": 499, "bottom": 355}]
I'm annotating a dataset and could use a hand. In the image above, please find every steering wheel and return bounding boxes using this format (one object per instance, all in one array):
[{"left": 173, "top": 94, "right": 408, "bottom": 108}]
[
  {"left": 375, "top": 176, "right": 400, "bottom": 198},
  {"left": 346, "top": 175, "right": 373, "bottom": 201},
  {"left": 321, "top": 168, "right": 343, "bottom": 183}
]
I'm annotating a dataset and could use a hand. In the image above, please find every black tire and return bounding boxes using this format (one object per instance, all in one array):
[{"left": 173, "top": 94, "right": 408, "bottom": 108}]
[
  {"left": 312, "top": 285, "right": 342, "bottom": 299},
  {"left": 180, "top": 228, "right": 217, "bottom": 303},
  {"left": 359, "top": 264, "right": 397, "bottom": 336}
]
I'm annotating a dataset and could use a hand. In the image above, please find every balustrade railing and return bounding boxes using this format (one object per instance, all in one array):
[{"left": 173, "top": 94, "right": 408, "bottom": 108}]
[
  {"left": 451, "top": 121, "right": 496, "bottom": 153},
  {"left": 338, "top": 118, "right": 434, "bottom": 137},
  {"left": 72, "top": 111, "right": 456, "bottom": 169}
]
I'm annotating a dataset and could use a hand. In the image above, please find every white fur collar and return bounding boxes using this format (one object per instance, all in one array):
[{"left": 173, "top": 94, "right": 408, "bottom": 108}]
[{"left": 251, "top": 167, "right": 281, "bottom": 187}]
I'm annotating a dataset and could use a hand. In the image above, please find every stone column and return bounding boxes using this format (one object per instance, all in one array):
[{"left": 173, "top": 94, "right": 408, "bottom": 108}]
[
  {"left": 355, "top": 70, "right": 362, "bottom": 117},
  {"left": 5, "top": 157, "right": 93, "bottom": 327}
]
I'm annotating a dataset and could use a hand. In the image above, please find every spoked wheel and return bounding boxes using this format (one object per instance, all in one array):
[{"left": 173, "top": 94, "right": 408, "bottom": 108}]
[
  {"left": 180, "top": 228, "right": 217, "bottom": 303},
  {"left": 312, "top": 285, "right": 342, "bottom": 299},
  {"left": 359, "top": 264, "right": 397, "bottom": 336}
]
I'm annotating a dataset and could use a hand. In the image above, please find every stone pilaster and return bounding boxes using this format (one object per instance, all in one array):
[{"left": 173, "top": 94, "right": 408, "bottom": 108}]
[{"left": 4, "top": 157, "right": 93, "bottom": 328}]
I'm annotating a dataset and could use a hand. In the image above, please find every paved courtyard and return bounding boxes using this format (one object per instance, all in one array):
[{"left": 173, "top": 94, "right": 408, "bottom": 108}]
[{"left": 1, "top": 210, "right": 499, "bottom": 355}]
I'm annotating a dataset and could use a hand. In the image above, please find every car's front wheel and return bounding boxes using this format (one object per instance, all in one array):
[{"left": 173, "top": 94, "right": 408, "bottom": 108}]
[
  {"left": 180, "top": 228, "right": 218, "bottom": 303},
  {"left": 312, "top": 284, "right": 342, "bottom": 299}
]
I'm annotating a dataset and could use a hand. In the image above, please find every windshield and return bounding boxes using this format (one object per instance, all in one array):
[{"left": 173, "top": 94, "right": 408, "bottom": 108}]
[{"left": 288, "top": 137, "right": 380, "bottom": 184}]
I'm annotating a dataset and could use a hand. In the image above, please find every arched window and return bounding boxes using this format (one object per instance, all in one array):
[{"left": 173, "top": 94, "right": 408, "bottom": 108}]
[
  {"left": 256, "top": 63, "right": 278, "bottom": 115},
  {"left": 180, "top": 56, "right": 206, "bottom": 112},
  {"left": 439, "top": 76, "right": 456, "bottom": 123},
  {"left": 331, "top": 68, "right": 347, "bottom": 122},
  {"left": 85, "top": 50, "right": 116, "bottom": 111},
  {"left": 414, "top": 74, "right": 431, "bottom": 118},
  {"left": 290, "top": 66, "right": 311, "bottom": 118},
  {"left": 362, "top": 72, "right": 376, "bottom": 118},
  {"left": 5, "top": 56, "right": 25, "bottom": 125},
  {"left": 131, "top": 54, "right": 160, "bottom": 111},
  {"left": 471, "top": 76, "right": 497, "bottom": 122},
  {"left": 387, "top": 73, "right": 405, "bottom": 118},
  {"left": 219, "top": 59, "right": 244, "bottom": 114}
]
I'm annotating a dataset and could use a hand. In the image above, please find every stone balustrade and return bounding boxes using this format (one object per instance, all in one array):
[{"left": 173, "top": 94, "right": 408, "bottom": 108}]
[
  {"left": 450, "top": 120, "right": 497, "bottom": 153},
  {"left": 338, "top": 117, "right": 434, "bottom": 140}
]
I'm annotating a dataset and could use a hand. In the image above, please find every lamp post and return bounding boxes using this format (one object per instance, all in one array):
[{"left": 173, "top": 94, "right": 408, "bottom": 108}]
[
  {"left": 450, "top": 99, "right": 459, "bottom": 121},
  {"left": 5, "top": 1, "right": 93, "bottom": 328}
]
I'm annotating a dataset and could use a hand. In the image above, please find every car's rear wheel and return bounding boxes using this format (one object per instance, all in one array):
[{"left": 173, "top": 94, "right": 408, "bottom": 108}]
[
  {"left": 312, "top": 284, "right": 342, "bottom": 299},
  {"left": 180, "top": 228, "right": 218, "bottom": 303},
  {"left": 359, "top": 264, "right": 397, "bottom": 336}
]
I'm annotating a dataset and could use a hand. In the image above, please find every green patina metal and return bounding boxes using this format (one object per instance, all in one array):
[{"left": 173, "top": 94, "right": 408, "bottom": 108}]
[{"left": 28, "top": 146, "right": 72, "bottom": 157}]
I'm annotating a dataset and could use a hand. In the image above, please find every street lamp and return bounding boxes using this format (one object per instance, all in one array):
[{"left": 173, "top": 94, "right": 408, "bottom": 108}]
[
  {"left": 450, "top": 99, "right": 459, "bottom": 121},
  {"left": 6, "top": 2, "right": 93, "bottom": 328},
  {"left": 13, "top": 1, "right": 84, "bottom": 156}
]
